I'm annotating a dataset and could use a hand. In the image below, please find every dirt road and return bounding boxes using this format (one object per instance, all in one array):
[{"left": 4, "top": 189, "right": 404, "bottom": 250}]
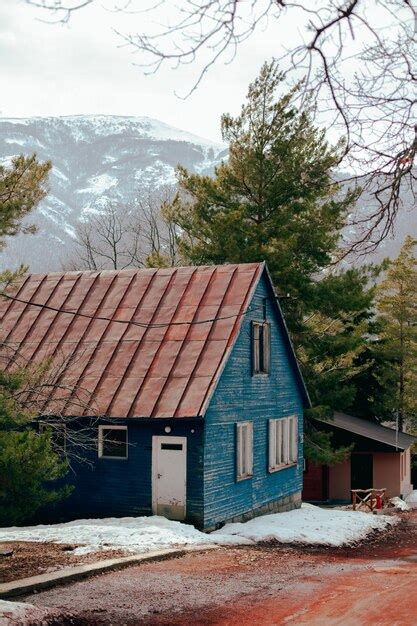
[{"left": 23, "top": 512, "right": 417, "bottom": 625}]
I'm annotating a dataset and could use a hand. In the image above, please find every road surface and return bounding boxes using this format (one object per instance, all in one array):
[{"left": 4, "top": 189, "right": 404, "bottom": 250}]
[{"left": 22, "top": 511, "right": 417, "bottom": 625}]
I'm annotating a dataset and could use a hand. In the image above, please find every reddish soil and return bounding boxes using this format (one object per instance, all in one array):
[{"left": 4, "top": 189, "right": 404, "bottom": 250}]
[
  {"left": 20, "top": 512, "right": 417, "bottom": 625},
  {"left": 0, "top": 542, "right": 126, "bottom": 583}
]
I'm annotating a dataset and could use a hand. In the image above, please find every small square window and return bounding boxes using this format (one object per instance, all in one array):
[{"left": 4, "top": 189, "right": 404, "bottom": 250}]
[
  {"left": 269, "top": 416, "right": 298, "bottom": 472},
  {"left": 236, "top": 421, "right": 253, "bottom": 481},
  {"left": 252, "top": 321, "right": 270, "bottom": 375},
  {"left": 99, "top": 426, "right": 128, "bottom": 459}
]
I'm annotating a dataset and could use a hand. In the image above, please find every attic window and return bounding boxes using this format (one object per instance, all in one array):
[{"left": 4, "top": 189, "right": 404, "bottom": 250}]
[
  {"left": 99, "top": 425, "right": 128, "bottom": 459},
  {"left": 252, "top": 321, "right": 270, "bottom": 375}
]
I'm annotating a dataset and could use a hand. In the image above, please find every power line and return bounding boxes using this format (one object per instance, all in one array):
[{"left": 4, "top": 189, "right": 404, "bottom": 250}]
[{"left": 0, "top": 292, "right": 266, "bottom": 329}]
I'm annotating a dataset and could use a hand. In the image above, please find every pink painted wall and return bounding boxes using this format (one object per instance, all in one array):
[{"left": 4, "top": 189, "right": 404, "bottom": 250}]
[
  {"left": 329, "top": 458, "right": 351, "bottom": 500},
  {"left": 373, "top": 453, "right": 401, "bottom": 498},
  {"left": 328, "top": 450, "right": 412, "bottom": 500},
  {"left": 400, "top": 449, "right": 413, "bottom": 497}
]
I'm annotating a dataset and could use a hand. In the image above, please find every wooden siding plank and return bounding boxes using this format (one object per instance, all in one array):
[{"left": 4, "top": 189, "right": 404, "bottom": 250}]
[{"left": 203, "top": 272, "right": 304, "bottom": 528}]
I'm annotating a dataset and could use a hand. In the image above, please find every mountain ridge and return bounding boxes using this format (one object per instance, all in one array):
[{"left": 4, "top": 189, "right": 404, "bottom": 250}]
[
  {"left": 0, "top": 115, "right": 226, "bottom": 271},
  {"left": 0, "top": 115, "right": 414, "bottom": 272}
]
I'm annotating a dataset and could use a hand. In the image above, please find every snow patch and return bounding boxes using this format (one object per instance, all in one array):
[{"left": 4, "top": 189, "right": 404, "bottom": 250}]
[
  {"left": 0, "top": 599, "right": 50, "bottom": 625},
  {"left": 212, "top": 504, "right": 397, "bottom": 547},
  {"left": 0, "top": 118, "right": 31, "bottom": 125},
  {"left": 64, "top": 224, "right": 77, "bottom": 238},
  {"left": 0, "top": 516, "right": 212, "bottom": 556},
  {"left": 77, "top": 173, "right": 118, "bottom": 195},
  {"left": 4, "top": 138, "right": 26, "bottom": 147},
  {"left": 53, "top": 167, "right": 69, "bottom": 183},
  {"left": 405, "top": 490, "right": 417, "bottom": 509},
  {"left": 0, "top": 505, "right": 397, "bottom": 556},
  {"left": 134, "top": 161, "right": 177, "bottom": 187},
  {"left": 0, "top": 156, "right": 14, "bottom": 168},
  {"left": 388, "top": 497, "right": 411, "bottom": 511}
]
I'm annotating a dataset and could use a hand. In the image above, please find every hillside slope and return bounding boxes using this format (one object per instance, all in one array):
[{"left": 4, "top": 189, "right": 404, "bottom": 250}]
[
  {"left": 0, "top": 115, "right": 414, "bottom": 271},
  {"left": 0, "top": 115, "right": 225, "bottom": 271}
]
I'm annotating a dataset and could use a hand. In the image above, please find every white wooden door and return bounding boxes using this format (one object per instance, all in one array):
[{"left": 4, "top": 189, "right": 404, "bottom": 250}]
[{"left": 152, "top": 436, "right": 187, "bottom": 521}]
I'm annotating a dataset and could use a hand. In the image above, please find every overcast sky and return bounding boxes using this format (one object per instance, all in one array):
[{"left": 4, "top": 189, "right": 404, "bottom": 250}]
[{"left": 0, "top": 0, "right": 301, "bottom": 143}]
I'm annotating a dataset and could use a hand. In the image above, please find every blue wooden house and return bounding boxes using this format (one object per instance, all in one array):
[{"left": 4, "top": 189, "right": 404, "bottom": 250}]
[{"left": 1, "top": 262, "right": 310, "bottom": 530}]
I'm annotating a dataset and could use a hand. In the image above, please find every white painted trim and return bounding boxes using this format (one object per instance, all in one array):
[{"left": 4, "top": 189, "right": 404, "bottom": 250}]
[
  {"left": 98, "top": 425, "right": 128, "bottom": 459},
  {"left": 252, "top": 321, "right": 271, "bottom": 375},
  {"left": 236, "top": 421, "right": 253, "bottom": 481},
  {"left": 152, "top": 436, "right": 187, "bottom": 518},
  {"left": 268, "top": 416, "right": 298, "bottom": 472}
]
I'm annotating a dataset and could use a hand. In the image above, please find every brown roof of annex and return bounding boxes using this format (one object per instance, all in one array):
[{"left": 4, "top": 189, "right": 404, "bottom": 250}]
[{"left": 0, "top": 263, "right": 264, "bottom": 418}]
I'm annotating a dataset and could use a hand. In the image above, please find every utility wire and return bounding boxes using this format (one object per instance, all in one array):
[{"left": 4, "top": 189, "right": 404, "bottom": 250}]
[{"left": 0, "top": 292, "right": 268, "bottom": 329}]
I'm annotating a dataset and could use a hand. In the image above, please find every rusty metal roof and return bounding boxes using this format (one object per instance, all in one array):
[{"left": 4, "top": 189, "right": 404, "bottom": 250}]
[{"left": 0, "top": 263, "right": 263, "bottom": 418}]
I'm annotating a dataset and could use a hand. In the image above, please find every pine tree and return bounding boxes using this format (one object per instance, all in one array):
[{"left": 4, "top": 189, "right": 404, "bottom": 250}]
[
  {"left": 0, "top": 153, "right": 71, "bottom": 525},
  {"left": 0, "top": 366, "right": 70, "bottom": 525},
  {"left": 167, "top": 62, "right": 387, "bottom": 462},
  {"left": 0, "top": 154, "right": 51, "bottom": 287},
  {"left": 172, "top": 61, "right": 360, "bottom": 331},
  {"left": 376, "top": 237, "right": 417, "bottom": 432}
]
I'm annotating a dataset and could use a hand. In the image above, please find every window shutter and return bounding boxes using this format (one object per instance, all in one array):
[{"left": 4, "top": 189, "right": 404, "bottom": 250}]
[
  {"left": 290, "top": 416, "right": 298, "bottom": 463},
  {"left": 247, "top": 422, "right": 253, "bottom": 476},
  {"left": 277, "top": 419, "right": 283, "bottom": 465},
  {"left": 269, "top": 420, "right": 276, "bottom": 471},
  {"left": 263, "top": 323, "right": 270, "bottom": 374},
  {"left": 241, "top": 423, "right": 245, "bottom": 476},
  {"left": 283, "top": 418, "right": 289, "bottom": 464},
  {"left": 252, "top": 322, "right": 260, "bottom": 374},
  {"left": 236, "top": 423, "right": 243, "bottom": 477},
  {"left": 236, "top": 422, "right": 253, "bottom": 479}
]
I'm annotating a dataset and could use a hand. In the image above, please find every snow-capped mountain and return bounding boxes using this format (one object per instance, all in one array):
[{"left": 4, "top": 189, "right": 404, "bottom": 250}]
[
  {"left": 0, "top": 115, "right": 226, "bottom": 271},
  {"left": 0, "top": 115, "right": 414, "bottom": 272}
]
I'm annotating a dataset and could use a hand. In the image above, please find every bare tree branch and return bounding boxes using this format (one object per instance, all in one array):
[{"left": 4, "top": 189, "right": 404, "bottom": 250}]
[
  {"left": 0, "top": 339, "right": 100, "bottom": 469},
  {"left": 64, "top": 190, "right": 181, "bottom": 271},
  {"left": 27, "top": 0, "right": 417, "bottom": 257}
]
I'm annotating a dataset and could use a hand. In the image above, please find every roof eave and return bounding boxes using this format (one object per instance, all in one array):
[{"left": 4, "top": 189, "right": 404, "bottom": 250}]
[{"left": 316, "top": 415, "right": 416, "bottom": 450}]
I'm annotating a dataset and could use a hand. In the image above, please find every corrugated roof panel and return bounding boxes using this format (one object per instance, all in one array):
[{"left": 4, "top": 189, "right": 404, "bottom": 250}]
[
  {"left": 170, "top": 340, "right": 206, "bottom": 378},
  {"left": 192, "top": 339, "right": 228, "bottom": 378},
  {"left": 151, "top": 375, "right": 190, "bottom": 418},
  {"left": 175, "top": 375, "right": 214, "bottom": 418},
  {"left": 0, "top": 263, "right": 264, "bottom": 418},
  {"left": 146, "top": 340, "right": 183, "bottom": 378},
  {"left": 109, "top": 377, "right": 145, "bottom": 416}
]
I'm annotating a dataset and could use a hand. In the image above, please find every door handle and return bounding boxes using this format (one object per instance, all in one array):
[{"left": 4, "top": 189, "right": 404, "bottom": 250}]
[{"left": 157, "top": 473, "right": 162, "bottom": 479}]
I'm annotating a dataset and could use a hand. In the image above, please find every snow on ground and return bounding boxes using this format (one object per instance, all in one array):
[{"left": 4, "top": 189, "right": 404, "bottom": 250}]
[
  {"left": 213, "top": 504, "right": 398, "bottom": 547},
  {"left": 405, "top": 490, "right": 417, "bottom": 509},
  {"left": 77, "top": 173, "right": 118, "bottom": 195},
  {"left": 0, "top": 505, "right": 397, "bottom": 556},
  {"left": 389, "top": 497, "right": 411, "bottom": 511},
  {"left": 0, "top": 599, "right": 50, "bottom": 625},
  {"left": 0, "top": 516, "right": 212, "bottom": 556}
]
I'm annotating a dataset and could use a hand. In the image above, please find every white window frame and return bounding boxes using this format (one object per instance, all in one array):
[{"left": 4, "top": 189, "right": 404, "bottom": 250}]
[
  {"left": 236, "top": 421, "right": 253, "bottom": 481},
  {"left": 252, "top": 321, "right": 271, "bottom": 375},
  {"left": 98, "top": 425, "right": 128, "bottom": 459},
  {"left": 269, "top": 416, "right": 298, "bottom": 472}
]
